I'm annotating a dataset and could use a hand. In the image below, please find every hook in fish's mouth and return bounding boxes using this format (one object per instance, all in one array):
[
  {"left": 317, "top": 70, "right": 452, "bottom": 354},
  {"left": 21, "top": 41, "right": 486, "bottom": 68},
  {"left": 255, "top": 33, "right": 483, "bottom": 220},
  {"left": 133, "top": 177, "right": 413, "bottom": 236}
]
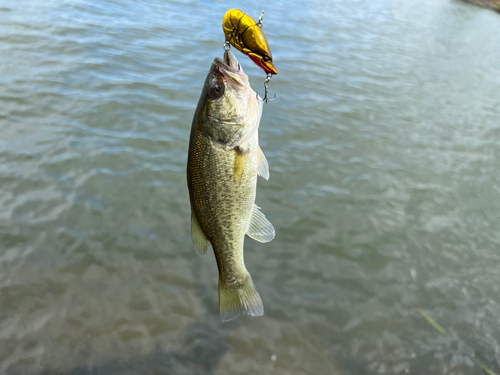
[
  {"left": 223, "top": 51, "right": 241, "bottom": 72},
  {"left": 213, "top": 52, "right": 241, "bottom": 74},
  {"left": 212, "top": 52, "right": 247, "bottom": 88}
]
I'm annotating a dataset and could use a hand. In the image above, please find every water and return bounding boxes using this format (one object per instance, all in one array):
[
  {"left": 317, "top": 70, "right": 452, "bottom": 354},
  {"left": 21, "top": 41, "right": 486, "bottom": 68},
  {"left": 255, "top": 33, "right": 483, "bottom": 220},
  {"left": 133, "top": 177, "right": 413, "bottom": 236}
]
[{"left": 1, "top": 0, "right": 500, "bottom": 373}]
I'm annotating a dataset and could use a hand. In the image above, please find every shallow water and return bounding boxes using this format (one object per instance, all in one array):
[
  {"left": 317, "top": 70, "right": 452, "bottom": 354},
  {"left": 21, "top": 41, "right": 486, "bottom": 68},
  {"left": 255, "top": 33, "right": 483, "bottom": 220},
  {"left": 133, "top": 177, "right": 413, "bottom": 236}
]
[{"left": 1, "top": 0, "right": 500, "bottom": 374}]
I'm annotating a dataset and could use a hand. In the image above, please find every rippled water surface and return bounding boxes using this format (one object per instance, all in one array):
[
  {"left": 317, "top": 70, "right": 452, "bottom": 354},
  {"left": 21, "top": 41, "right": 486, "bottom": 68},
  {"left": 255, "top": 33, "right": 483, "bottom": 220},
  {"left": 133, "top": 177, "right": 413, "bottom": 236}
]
[{"left": 2, "top": 0, "right": 500, "bottom": 374}]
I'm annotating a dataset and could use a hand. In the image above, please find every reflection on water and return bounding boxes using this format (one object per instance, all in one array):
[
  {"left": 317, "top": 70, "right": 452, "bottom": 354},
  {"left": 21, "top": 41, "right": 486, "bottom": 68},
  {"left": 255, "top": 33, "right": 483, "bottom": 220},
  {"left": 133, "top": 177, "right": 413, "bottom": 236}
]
[{"left": 1, "top": 0, "right": 500, "bottom": 374}]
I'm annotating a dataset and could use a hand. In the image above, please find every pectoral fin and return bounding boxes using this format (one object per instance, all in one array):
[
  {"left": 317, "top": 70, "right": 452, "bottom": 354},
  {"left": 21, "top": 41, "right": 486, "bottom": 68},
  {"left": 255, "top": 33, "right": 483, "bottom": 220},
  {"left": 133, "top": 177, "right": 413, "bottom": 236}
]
[
  {"left": 234, "top": 150, "right": 247, "bottom": 185},
  {"left": 257, "top": 145, "right": 269, "bottom": 180},
  {"left": 246, "top": 204, "right": 275, "bottom": 243},
  {"left": 191, "top": 211, "right": 209, "bottom": 256}
]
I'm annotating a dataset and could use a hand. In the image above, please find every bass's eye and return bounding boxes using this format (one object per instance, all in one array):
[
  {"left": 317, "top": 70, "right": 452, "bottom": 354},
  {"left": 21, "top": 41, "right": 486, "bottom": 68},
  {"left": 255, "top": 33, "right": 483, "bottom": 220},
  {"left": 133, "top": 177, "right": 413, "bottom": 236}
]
[
  {"left": 263, "top": 55, "right": 270, "bottom": 62},
  {"left": 211, "top": 84, "right": 224, "bottom": 98}
]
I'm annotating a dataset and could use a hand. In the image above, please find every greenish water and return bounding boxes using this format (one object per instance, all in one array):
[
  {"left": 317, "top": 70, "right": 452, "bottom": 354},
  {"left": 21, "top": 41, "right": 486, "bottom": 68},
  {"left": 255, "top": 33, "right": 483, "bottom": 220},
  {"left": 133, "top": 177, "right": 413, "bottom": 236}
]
[{"left": 1, "top": 0, "right": 500, "bottom": 374}]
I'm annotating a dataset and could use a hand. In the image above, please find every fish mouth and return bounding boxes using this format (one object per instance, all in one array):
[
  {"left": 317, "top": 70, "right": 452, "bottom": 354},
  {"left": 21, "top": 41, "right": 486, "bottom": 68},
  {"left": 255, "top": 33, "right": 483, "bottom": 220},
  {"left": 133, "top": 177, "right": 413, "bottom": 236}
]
[
  {"left": 214, "top": 51, "right": 241, "bottom": 73},
  {"left": 211, "top": 52, "right": 247, "bottom": 89}
]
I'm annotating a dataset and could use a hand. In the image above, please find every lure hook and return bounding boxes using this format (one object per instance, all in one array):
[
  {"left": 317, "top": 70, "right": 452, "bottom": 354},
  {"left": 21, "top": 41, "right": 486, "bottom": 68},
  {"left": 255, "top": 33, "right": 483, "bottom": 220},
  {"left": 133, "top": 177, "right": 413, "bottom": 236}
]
[{"left": 257, "top": 74, "right": 276, "bottom": 103}]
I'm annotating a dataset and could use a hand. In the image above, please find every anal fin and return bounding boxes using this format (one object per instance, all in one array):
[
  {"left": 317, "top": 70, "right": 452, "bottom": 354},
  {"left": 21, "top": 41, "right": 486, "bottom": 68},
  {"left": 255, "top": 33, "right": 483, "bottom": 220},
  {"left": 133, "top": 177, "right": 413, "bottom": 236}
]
[{"left": 246, "top": 204, "right": 275, "bottom": 243}]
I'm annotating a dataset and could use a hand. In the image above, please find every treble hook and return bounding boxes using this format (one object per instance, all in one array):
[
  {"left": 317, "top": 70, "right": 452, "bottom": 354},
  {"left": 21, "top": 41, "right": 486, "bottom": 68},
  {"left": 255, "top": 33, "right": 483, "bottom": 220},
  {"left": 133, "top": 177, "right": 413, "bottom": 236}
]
[{"left": 257, "top": 74, "right": 276, "bottom": 103}]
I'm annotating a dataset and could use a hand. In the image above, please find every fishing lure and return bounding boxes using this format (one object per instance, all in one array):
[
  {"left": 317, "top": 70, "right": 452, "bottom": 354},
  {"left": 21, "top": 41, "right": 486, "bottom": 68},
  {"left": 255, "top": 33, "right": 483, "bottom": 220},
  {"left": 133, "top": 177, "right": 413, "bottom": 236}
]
[{"left": 222, "top": 8, "right": 277, "bottom": 76}]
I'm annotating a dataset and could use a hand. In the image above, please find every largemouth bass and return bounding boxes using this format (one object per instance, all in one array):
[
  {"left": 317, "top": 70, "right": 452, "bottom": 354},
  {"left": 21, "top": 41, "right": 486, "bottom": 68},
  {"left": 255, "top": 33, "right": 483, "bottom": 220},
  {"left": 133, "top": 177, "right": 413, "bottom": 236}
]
[{"left": 187, "top": 51, "right": 274, "bottom": 322}]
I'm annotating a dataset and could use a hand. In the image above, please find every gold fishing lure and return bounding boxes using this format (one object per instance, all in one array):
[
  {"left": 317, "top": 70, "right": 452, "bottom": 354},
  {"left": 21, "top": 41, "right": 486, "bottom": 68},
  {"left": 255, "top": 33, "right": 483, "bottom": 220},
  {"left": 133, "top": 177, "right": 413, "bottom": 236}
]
[{"left": 222, "top": 9, "right": 277, "bottom": 76}]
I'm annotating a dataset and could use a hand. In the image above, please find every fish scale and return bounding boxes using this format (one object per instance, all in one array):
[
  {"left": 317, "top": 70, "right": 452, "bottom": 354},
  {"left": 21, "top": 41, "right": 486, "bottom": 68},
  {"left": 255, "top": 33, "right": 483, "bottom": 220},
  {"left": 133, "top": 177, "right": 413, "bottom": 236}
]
[{"left": 187, "top": 51, "right": 274, "bottom": 322}]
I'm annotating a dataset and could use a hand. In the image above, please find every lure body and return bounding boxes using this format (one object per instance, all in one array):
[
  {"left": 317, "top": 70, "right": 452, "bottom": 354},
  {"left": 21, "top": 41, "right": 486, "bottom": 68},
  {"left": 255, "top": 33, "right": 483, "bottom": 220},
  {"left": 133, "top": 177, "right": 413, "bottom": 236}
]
[{"left": 222, "top": 9, "right": 277, "bottom": 75}]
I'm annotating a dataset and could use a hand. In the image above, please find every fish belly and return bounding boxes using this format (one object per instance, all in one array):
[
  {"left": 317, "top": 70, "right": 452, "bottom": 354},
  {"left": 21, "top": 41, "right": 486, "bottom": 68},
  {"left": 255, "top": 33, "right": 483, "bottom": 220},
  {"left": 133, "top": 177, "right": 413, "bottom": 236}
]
[{"left": 187, "top": 125, "right": 263, "bottom": 321}]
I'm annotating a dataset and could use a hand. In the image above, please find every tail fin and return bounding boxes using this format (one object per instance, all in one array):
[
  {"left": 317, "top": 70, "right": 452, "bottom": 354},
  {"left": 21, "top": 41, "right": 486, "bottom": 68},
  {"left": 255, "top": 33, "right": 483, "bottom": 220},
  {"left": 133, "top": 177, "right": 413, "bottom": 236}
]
[{"left": 218, "top": 273, "right": 264, "bottom": 322}]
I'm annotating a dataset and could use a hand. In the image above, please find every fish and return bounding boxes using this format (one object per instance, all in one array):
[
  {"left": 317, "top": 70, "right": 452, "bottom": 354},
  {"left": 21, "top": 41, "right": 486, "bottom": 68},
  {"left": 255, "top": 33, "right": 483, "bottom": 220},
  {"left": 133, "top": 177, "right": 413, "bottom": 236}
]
[
  {"left": 222, "top": 8, "right": 277, "bottom": 76},
  {"left": 186, "top": 51, "right": 275, "bottom": 322}
]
